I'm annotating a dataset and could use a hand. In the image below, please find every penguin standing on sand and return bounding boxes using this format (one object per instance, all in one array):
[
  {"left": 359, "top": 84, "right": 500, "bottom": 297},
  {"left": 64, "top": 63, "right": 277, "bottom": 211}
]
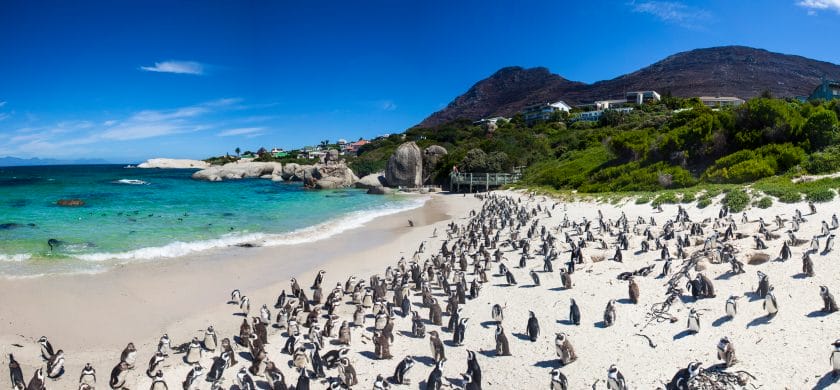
[
  {"left": 295, "top": 367, "right": 310, "bottom": 390},
  {"left": 559, "top": 269, "right": 572, "bottom": 289},
  {"left": 230, "top": 289, "right": 241, "bottom": 304},
  {"left": 526, "top": 311, "right": 540, "bottom": 342},
  {"left": 628, "top": 278, "right": 640, "bottom": 304},
  {"left": 804, "top": 252, "right": 815, "bottom": 277},
  {"left": 764, "top": 286, "right": 779, "bottom": 317},
  {"left": 504, "top": 269, "right": 517, "bottom": 285},
  {"left": 606, "top": 365, "right": 627, "bottom": 390},
  {"left": 26, "top": 368, "right": 45, "bottom": 390},
  {"left": 780, "top": 241, "right": 792, "bottom": 261},
  {"left": 491, "top": 304, "right": 504, "bottom": 323},
  {"left": 149, "top": 370, "right": 168, "bottom": 390},
  {"left": 185, "top": 338, "right": 202, "bottom": 364},
  {"left": 687, "top": 308, "right": 701, "bottom": 333},
  {"left": 8, "top": 354, "right": 25, "bottom": 389},
  {"left": 235, "top": 367, "right": 256, "bottom": 390},
  {"left": 453, "top": 317, "right": 469, "bottom": 346},
  {"left": 205, "top": 351, "right": 231, "bottom": 383},
  {"left": 203, "top": 326, "right": 218, "bottom": 352},
  {"left": 569, "top": 299, "right": 581, "bottom": 325},
  {"left": 756, "top": 271, "right": 770, "bottom": 298},
  {"left": 494, "top": 324, "right": 511, "bottom": 356},
  {"left": 717, "top": 337, "right": 737, "bottom": 367},
  {"left": 725, "top": 296, "right": 738, "bottom": 318},
  {"left": 109, "top": 361, "right": 129, "bottom": 389},
  {"left": 38, "top": 337, "right": 55, "bottom": 361},
  {"left": 390, "top": 356, "right": 415, "bottom": 385},
  {"left": 119, "top": 342, "right": 137, "bottom": 370},
  {"left": 46, "top": 349, "right": 64, "bottom": 379},
  {"left": 550, "top": 368, "right": 568, "bottom": 390},
  {"left": 604, "top": 299, "right": 617, "bottom": 327},
  {"left": 426, "top": 360, "right": 445, "bottom": 390},
  {"left": 429, "top": 331, "right": 445, "bottom": 362},
  {"left": 669, "top": 362, "right": 702, "bottom": 390},
  {"left": 182, "top": 364, "right": 203, "bottom": 390},
  {"left": 826, "top": 234, "right": 836, "bottom": 254},
  {"left": 554, "top": 333, "right": 577, "bottom": 366},
  {"left": 529, "top": 270, "right": 540, "bottom": 286},
  {"left": 146, "top": 351, "right": 165, "bottom": 378},
  {"left": 831, "top": 340, "right": 840, "bottom": 378},
  {"left": 821, "top": 286, "right": 839, "bottom": 313}
]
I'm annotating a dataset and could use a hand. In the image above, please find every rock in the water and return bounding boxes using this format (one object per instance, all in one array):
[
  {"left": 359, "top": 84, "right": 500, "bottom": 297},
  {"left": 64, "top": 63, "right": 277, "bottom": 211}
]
[
  {"left": 423, "top": 145, "right": 448, "bottom": 183},
  {"left": 57, "top": 199, "right": 85, "bottom": 207},
  {"left": 385, "top": 141, "right": 423, "bottom": 188},
  {"left": 354, "top": 172, "right": 388, "bottom": 189},
  {"left": 191, "top": 161, "right": 282, "bottom": 181},
  {"left": 367, "top": 186, "right": 395, "bottom": 195},
  {"left": 312, "top": 163, "right": 358, "bottom": 188}
]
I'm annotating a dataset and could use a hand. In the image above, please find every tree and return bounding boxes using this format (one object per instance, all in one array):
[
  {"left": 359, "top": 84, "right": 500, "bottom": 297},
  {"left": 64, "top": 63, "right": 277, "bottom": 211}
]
[
  {"left": 805, "top": 107, "right": 840, "bottom": 151},
  {"left": 235, "top": 147, "right": 241, "bottom": 157},
  {"left": 461, "top": 148, "right": 488, "bottom": 172}
]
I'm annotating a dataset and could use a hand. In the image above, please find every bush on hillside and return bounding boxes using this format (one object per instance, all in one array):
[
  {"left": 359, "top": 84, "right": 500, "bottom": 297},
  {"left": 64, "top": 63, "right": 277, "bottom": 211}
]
[
  {"left": 723, "top": 189, "right": 750, "bottom": 212},
  {"left": 806, "top": 188, "right": 835, "bottom": 203},
  {"left": 756, "top": 196, "right": 773, "bottom": 209},
  {"left": 805, "top": 145, "right": 840, "bottom": 174}
]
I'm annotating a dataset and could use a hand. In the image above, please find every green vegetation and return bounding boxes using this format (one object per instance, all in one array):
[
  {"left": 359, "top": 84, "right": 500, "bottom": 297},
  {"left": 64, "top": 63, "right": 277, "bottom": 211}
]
[
  {"left": 756, "top": 196, "right": 773, "bottom": 209},
  {"left": 723, "top": 189, "right": 751, "bottom": 212}
]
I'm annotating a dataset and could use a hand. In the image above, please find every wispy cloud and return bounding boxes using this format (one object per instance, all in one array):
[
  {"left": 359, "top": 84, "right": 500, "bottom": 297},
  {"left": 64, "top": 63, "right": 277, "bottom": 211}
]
[
  {"left": 218, "top": 127, "right": 264, "bottom": 137},
  {"left": 797, "top": 0, "right": 840, "bottom": 14},
  {"left": 140, "top": 60, "right": 206, "bottom": 75},
  {"left": 379, "top": 100, "right": 398, "bottom": 111},
  {"left": 0, "top": 101, "right": 6, "bottom": 108},
  {"left": 629, "top": 1, "right": 711, "bottom": 29}
]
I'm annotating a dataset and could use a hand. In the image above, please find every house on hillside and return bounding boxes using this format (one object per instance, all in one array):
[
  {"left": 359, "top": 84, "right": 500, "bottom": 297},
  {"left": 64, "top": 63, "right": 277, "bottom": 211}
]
[
  {"left": 571, "top": 107, "right": 634, "bottom": 122},
  {"left": 595, "top": 99, "right": 627, "bottom": 110},
  {"left": 345, "top": 139, "right": 370, "bottom": 154},
  {"left": 809, "top": 79, "right": 840, "bottom": 101},
  {"left": 698, "top": 96, "right": 745, "bottom": 108},
  {"left": 625, "top": 91, "right": 661, "bottom": 105},
  {"left": 522, "top": 101, "right": 571, "bottom": 124}
]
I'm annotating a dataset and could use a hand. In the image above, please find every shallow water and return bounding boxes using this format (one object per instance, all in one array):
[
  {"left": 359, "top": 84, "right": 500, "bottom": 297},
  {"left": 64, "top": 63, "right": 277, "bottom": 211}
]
[{"left": 0, "top": 165, "right": 422, "bottom": 276}]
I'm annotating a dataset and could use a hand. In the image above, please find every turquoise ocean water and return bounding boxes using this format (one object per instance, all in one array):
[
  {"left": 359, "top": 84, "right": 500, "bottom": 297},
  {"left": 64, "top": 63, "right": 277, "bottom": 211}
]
[{"left": 0, "top": 165, "right": 424, "bottom": 277}]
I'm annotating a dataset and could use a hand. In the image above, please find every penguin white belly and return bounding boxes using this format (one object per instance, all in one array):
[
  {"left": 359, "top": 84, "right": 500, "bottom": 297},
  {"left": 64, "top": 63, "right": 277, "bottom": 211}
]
[
  {"left": 765, "top": 296, "right": 778, "bottom": 314},
  {"left": 81, "top": 374, "right": 96, "bottom": 386},
  {"left": 151, "top": 381, "right": 168, "bottom": 390},
  {"left": 186, "top": 347, "right": 201, "bottom": 364},
  {"left": 725, "top": 302, "right": 736, "bottom": 317},
  {"left": 833, "top": 352, "right": 840, "bottom": 370},
  {"left": 204, "top": 335, "right": 216, "bottom": 351}
]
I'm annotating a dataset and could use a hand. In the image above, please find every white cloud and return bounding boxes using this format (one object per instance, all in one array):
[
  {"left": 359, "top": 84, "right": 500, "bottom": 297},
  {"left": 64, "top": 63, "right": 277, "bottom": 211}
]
[
  {"left": 380, "top": 100, "right": 397, "bottom": 111},
  {"left": 218, "top": 127, "right": 264, "bottom": 137},
  {"left": 797, "top": 0, "right": 840, "bottom": 13},
  {"left": 0, "top": 113, "right": 9, "bottom": 121},
  {"left": 629, "top": 1, "right": 711, "bottom": 28},
  {"left": 139, "top": 60, "right": 205, "bottom": 75},
  {"left": 0, "top": 101, "right": 6, "bottom": 108}
]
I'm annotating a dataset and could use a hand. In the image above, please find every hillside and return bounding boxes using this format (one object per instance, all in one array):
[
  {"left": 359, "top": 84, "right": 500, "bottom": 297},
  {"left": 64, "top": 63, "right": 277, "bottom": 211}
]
[{"left": 420, "top": 46, "right": 840, "bottom": 127}]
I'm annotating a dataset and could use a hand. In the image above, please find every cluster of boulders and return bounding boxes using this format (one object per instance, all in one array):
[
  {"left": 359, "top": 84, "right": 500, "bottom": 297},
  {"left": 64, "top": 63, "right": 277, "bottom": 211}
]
[{"left": 139, "top": 141, "right": 446, "bottom": 192}]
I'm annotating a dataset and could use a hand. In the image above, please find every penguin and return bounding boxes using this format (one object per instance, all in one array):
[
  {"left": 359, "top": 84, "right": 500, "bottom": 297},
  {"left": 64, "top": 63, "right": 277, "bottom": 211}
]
[
  {"left": 373, "top": 374, "right": 391, "bottom": 390},
  {"left": 158, "top": 334, "right": 172, "bottom": 355},
  {"left": 146, "top": 351, "right": 165, "bottom": 378},
  {"left": 803, "top": 252, "right": 815, "bottom": 277},
  {"left": 755, "top": 271, "right": 770, "bottom": 298},
  {"left": 203, "top": 326, "right": 218, "bottom": 352},
  {"left": 687, "top": 308, "right": 700, "bottom": 333},
  {"left": 46, "top": 349, "right": 64, "bottom": 379},
  {"left": 465, "top": 349, "right": 482, "bottom": 386},
  {"left": 9, "top": 354, "right": 25, "bottom": 390},
  {"left": 260, "top": 304, "right": 271, "bottom": 325},
  {"left": 390, "top": 356, "right": 415, "bottom": 385},
  {"left": 294, "top": 368, "right": 310, "bottom": 390},
  {"left": 717, "top": 337, "right": 737, "bottom": 368},
  {"left": 725, "top": 296, "right": 738, "bottom": 318},
  {"left": 150, "top": 370, "right": 168, "bottom": 390},
  {"left": 668, "top": 361, "right": 702, "bottom": 390},
  {"left": 494, "top": 324, "right": 511, "bottom": 356},
  {"left": 38, "top": 336, "right": 55, "bottom": 361},
  {"left": 265, "top": 361, "right": 288, "bottom": 390},
  {"left": 453, "top": 317, "right": 469, "bottom": 346},
  {"left": 529, "top": 269, "right": 540, "bottom": 286},
  {"left": 697, "top": 273, "right": 716, "bottom": 298},
  {"left": 780, "top": 241, "right": 792, "bottom": 261},
  {"left": 109, "top": 361, "right": 129, "bottom": 389},
  {"left": 338, "top": 321, "right": 351, "bottom": 345},
  {"left": 554, "top": 333, "right": 577, "bottom": 366},
  {"left": 603, "top": 299, "right": 616, "bottom": 327},
  {"left": 429, "top": 331, "right": 445, "bottom": 362},
  {"left": 337, "top": 357, "right": 358, "bottom": 387},
  {"left": 426, "top": 359, "right": 445, "bottom": 390},
  {"left": 292, "top": 346, "right": 310, "bottom": 371},
  {"left": 182, "top": 364, "right": 203, "bottom": 390},
  {"left": 569, "top": 298, "right": 581, "bottom": 326},
  {"left": 606, "top": 365, "right": 627, "bottom": 390},
  {"left": 311, "top": 269, "right": 325, "bottom": 289},
  {"left": 826, "top": 234, "right": 836, "bottom": 253},
  {"left": 504, "top": 269, "right": 517, "bottom": 286},
  {"left": 628, "top": 277, "right": 640, "bottom": 304},
  {"left": 26, "top": 368, "right": 45, "bottom": 390},
  {"left": 831, "top": 339, "right": 840, "bottom": 378},
  {"left": 322, "top": 348, "right": 350, "bottom": 369},
  {"left": 821, "top": 286, "right": 839, "bottom": 313},
  {"left": 550, "top": 368, "right": 569, "bottom": 390},
  {"left": 240, "top": 295, "right": 251, "bottom": 316},
  {"left": 235, "top": 367, "right": 256, "bottom": 390},
  {"left": 491, "top": 303, "right": 504, "bottom": 323},
  {"left": 120, "top": 342, "right": 137, "bottom": 369},
  {"left": 205, "top": 351, "right": 231, "bottom": 383},
  {"left": 411, "top": 311, "right": 426, "bottom": 338},
  {"left": 764, "top": 286, "right": 779, "bottom": 317},
  {"left": 526, "top": 311, "right": 540, "bottom": 342},
  {"left": 230, "top": 289, "right": 241, "bottom": 304},
  {"left": 559, "top": 268, "right": 572, "bottom": 289},
  {"left": 221, "top": 338, "right": 237, "bottom": 366},
  {"left": 185, "top": 338, "right": 202, "bottom": 364}
]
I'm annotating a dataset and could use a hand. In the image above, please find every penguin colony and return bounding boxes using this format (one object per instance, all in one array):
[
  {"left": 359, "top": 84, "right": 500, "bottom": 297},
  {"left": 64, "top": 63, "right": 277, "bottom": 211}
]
[{"left": 8, "top": 194, "right": 840, "bottom": 389}]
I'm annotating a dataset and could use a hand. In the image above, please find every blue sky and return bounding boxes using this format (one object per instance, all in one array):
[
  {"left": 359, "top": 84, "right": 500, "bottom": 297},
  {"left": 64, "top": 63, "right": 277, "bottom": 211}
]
[{"left": 1, "top": 0, "right": 839, "bottom": 162}]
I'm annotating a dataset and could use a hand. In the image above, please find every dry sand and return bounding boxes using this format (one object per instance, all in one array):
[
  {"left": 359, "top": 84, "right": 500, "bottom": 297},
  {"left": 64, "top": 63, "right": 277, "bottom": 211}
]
[{"left": 3, "top": 189, "right": 840, "bottom": 389}]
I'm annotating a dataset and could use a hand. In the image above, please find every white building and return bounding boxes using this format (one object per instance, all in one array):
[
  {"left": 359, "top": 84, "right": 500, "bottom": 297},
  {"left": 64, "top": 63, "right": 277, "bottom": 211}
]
[
  {"left": 626, "top": 91, "right": 661, "bottom": 105},
  {"left": 698, "top": 96, "right": 745, "bottom": 108},
  {"left": 572, "top": 107, "right": 634, "bottom": 122},
  {"left": 522, "top": 101, "right": 571, "bottom": 124}
]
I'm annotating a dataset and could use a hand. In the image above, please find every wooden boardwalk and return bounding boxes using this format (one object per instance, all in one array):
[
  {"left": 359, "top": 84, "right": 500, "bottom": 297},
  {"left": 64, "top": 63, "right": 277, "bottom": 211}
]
[{"left": 450, "top": 172, "right": 522, "bottom": 192}]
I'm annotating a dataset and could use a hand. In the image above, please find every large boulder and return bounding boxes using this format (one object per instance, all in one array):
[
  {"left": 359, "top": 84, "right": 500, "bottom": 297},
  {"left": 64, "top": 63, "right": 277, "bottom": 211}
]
[
  {"left": 280, "top": 163, "right": 318, "bottom": 182},
  {"left": 191, "top": 161, "right": 282, "bottom": 181},
  {"left": 367, "top": 186, "right": 396, "bottom": 195},
  {"left": 313, "top": 163, "right": 358, "bottom": 188},
  {"left": 385, "top": 142, "right": 423, "bottom": 188},
  {"left": 355, "top": 172, "right": 388, "bottom": 189},
  {"left": 423, "top": 145, "right": 448, "bottom": 183},
  {"left": 324, "top": 149, "right": 340, "bottom": 163}
]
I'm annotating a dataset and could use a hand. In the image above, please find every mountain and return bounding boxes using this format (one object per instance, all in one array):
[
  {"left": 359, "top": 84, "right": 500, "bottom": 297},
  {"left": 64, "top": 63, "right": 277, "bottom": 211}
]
[
  {"left": 0, "top": 156, "right": 111, "bottom": 167},
  {"left": 419, "top": 46, "right": 840, "bottom": 127}
]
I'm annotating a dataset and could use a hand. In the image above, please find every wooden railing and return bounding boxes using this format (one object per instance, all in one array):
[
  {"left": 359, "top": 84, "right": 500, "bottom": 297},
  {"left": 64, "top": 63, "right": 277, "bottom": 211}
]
[{"left": 449, "top": 172, "right": 522, "bottom": 192}]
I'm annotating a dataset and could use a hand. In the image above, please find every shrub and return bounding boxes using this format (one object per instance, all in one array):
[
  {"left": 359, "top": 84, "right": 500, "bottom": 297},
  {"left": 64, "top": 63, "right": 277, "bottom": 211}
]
[
  {"left": 805, "top": 146, "right": 840, "bottom": 174},
  {"left": 696, "top": 197, "right": 712, "bottom": 209},
  {"left": 756, "top": 196, "right": 773, "bottom": 209},
  {"left": 635, "top": 195, "right": 651, "bottom": 204},
  {"left": 806, "top": 188, "right": 835, "bottom": 203},
  {"left": 652, "top": 192, "right": 678, "bottom": 207},
  {"left": 762, "top": 188, "right": 801, "bottom": 203},
  {"left": 680, "top": 191, "right": 696, "bottom": 203},
  {"left": 723, "top": 190, "right": 750, "bottom": 212},
  {"left": 704, "top": 143, "right": 805, "bottom": 183}
]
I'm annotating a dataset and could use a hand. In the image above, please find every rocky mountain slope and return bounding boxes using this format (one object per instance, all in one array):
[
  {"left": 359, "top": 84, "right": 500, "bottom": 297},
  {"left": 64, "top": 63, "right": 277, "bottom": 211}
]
[{"left": 420, "top": 46, "right": 840, "bottom": 127}]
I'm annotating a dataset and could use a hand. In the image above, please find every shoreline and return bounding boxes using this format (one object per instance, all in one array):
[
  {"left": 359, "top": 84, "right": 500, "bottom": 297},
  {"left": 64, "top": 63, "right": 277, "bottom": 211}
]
[{"left": 0, "top": 192, "right": 482, "bottom": 387}]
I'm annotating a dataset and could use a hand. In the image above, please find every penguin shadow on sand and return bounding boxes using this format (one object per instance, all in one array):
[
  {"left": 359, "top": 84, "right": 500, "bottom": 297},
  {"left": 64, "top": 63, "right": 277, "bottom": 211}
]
[
  {"left": 615, "top": 298, "right": 634, "bottom": 305},
  {"left": 593, "top": 320, "right": 609, "bottom": 329},
  {"left": 548, "top": 286, "right": 569, "bottom": 291},
  {"left": 533, "top": 358, "right": 561, "bottom": 368},
  {"left": 813, "top": 371, "right": 840, "bottom": 390},
  {"left": 746, "top": 314, "right": 774, "bottom": 328},
  {"left": 358, "top": 350, "right": 379, "bottom": 360},
  {"left": 556, "top": 319, "right": 577, "bottom": 326},
  {"left": 479, "top": 320, "right": 498, "bottom": 329},
  {"left": 413, "top": 356, "right": 437, "bottom": 366},
  {"left": 673, "top": 329, "right": 696, "bottom": 340},
  {"left": 793, "top": 273, "right": 811, "bottom": 280},
  {"left": 712, "top": 315, "right": 733, "bottom": 327},
  {"left": 511, "top": 332, "right": 532, "bottom": 341},
  {"left": 807, "top": 309, "right": 834, "bottom": 318},
  {"left": 518, "top": 284, "right": 538, "bottom": 289}
]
